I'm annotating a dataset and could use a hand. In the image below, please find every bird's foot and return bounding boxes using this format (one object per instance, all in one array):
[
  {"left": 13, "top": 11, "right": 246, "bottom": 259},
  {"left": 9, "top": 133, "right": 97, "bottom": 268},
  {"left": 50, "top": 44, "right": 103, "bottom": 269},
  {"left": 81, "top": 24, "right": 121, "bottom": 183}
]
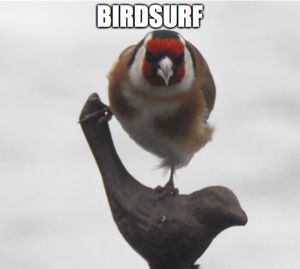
[
  {"left": 153, "top": 185, "right": 179, "bottom": 199},
  {"left": 79, "top": 105, "right": 113, "bottom": 125}
]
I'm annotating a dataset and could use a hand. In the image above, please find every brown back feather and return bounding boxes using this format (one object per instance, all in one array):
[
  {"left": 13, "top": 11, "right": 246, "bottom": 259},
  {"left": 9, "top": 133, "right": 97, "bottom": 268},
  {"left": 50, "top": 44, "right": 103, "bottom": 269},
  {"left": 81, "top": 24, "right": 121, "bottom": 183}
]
[{"left": 186, "top": 41, "right": 216, "bottom": 115}]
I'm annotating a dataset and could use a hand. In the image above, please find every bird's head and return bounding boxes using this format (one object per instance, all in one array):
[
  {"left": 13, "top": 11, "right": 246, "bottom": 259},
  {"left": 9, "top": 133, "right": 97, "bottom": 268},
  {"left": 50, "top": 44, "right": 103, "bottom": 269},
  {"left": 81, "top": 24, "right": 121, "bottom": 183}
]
[{"left": 128, "top": 30, "right": 195, "bottom": 94}]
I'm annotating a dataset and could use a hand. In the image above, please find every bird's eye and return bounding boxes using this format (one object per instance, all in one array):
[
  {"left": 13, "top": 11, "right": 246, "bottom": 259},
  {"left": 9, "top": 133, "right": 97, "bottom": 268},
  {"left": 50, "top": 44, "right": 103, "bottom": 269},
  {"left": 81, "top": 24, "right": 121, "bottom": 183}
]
[
  {"left": 145, "top": 50, "right": 159, "bottom": 63},
  {"left": 174, "top": 53, "right": 184, "bottom": 65},
  {"left": 145, "top": 50, "right": 153, "bottom": 61}
]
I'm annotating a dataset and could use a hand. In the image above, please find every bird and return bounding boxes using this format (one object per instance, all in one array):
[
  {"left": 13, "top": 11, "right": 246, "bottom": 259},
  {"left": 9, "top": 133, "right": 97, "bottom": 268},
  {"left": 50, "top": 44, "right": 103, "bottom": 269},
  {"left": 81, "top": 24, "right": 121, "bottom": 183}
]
[{"left": 107, "top": 30, "right": 216, "bottom": 194}]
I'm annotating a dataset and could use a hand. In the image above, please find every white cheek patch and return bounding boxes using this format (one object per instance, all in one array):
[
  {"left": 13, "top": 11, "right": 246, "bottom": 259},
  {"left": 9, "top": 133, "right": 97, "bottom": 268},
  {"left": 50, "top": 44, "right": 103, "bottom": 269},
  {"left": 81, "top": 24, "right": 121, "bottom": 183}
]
[
  {"left": 128, "top": 45, "right": 147, "bottom": 88},
  {"left": 182, "top": 47, "right": 194, "bottom": 85}
]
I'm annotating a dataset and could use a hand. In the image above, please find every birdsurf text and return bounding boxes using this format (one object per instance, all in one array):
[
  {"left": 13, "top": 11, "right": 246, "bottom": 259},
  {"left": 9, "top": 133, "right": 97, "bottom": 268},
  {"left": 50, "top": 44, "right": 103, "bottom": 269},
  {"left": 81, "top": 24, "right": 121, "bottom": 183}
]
[{"left": 96, "top": 4, "right": 204, "bottom": 29}]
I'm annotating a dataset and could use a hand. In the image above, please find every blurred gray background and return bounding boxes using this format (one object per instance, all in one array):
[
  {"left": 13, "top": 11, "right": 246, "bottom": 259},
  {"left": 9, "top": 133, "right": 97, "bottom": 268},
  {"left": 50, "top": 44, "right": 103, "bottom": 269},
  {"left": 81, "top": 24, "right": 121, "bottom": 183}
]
[{"left": 1, "top": 2, "right": 299, "bottom": 269}]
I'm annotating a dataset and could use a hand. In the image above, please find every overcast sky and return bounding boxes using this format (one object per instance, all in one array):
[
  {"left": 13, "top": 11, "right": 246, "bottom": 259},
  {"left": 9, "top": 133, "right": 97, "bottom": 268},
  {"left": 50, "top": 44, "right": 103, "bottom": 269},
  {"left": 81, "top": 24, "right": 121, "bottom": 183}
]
[{"left": 0, "top": 2, "right": 300, "bottom": 269}]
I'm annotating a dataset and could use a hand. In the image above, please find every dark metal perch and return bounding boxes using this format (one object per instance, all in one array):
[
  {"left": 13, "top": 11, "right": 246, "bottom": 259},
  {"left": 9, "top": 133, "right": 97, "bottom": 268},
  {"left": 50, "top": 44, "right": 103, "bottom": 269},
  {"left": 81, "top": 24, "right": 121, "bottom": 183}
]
[{"left": 79, "top": 93, "right": 247, "bottom": 269}]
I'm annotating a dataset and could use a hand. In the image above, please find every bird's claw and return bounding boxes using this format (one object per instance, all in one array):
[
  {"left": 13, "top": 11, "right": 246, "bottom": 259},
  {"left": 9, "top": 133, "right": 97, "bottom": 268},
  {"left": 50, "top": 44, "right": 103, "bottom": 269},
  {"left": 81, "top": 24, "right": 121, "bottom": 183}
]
[
  {"left": 153, "top": 185, "right": 164, "bottom": 193},
  {"left": 79, "top": 106, "right": 113, "bottom": 125},
  {"left": 153, "top": 185, "right": 179, "bottom": 200},
  {"left": 170, "top": 188, "right": 179, "bottom": 195},
  {"left": 96, "top": 108, "right": 113, "bottom": 125}
]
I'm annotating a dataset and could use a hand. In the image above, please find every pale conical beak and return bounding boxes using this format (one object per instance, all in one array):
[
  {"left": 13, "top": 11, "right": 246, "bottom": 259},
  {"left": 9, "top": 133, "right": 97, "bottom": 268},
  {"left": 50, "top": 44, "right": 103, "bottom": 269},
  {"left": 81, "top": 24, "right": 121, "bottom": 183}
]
[{"left": 157, "top": 57, "right": 174, "bottom": 86}]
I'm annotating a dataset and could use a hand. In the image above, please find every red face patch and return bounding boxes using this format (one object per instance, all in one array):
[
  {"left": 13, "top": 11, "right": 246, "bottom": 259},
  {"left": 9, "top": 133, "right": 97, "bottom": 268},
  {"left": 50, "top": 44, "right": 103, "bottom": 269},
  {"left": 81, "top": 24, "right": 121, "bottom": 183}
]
[
  {"left": 142, "top": 38, "right": 186, "bottom": 87},
  {"left": 146, "top": 38, "right": 184, "bottom": 58}
]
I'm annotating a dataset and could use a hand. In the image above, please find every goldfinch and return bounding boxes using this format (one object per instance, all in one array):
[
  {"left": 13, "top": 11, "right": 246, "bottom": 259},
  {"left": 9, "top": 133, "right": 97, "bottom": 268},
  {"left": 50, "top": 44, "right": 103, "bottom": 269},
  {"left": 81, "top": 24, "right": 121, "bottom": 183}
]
[{"left": 108, "top": 30, "right": 216, "bottom": 193}]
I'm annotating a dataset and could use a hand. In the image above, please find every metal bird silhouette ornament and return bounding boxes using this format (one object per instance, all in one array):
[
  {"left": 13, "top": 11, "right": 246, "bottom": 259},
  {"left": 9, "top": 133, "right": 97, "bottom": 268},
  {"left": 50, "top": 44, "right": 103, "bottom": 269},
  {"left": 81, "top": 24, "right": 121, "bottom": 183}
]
[{"left": 79, "top": 30, "right": 247, "bottom": 269}]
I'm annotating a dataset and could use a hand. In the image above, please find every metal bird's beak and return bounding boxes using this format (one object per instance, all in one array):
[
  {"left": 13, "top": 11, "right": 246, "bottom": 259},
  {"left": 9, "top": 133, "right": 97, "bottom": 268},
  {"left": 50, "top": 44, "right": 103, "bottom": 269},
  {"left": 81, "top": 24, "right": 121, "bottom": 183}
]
[{"left": 157, "top": 57, "right": 174, "bottom": 86}]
